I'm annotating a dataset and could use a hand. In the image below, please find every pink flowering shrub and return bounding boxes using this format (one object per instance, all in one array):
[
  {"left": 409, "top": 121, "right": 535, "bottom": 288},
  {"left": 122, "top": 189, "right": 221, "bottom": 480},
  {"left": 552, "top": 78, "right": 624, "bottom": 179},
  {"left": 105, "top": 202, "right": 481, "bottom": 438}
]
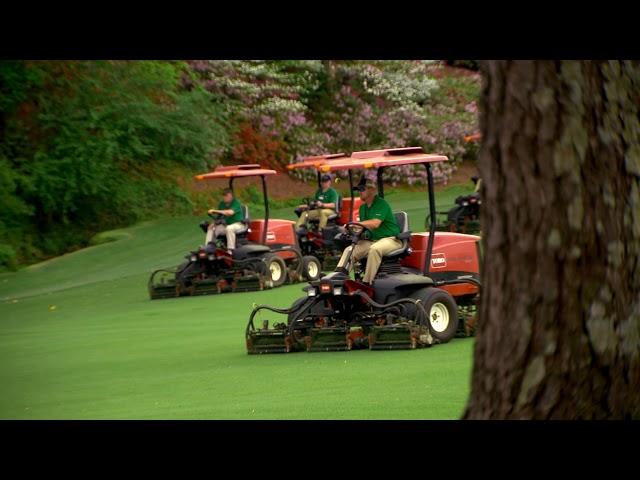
[{"left": 186, "top": 60, "right": 479, "bottom": 185}]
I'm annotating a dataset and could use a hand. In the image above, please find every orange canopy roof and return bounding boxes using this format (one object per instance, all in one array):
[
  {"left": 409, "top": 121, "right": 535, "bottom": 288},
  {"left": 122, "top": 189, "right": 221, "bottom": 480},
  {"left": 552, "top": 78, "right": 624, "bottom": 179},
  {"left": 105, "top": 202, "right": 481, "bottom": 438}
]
[
  {"left": 195, "top": 164, "right": 277, "bottom": 180},
  {"left": 286, "top": 153, "right": 348, "bottom": 171},
  {"left": 463, "top": 133, "right": 481, "bottom": 143},
  {"left": 317, "top": 147, "right": 448, "bottom": 172}
]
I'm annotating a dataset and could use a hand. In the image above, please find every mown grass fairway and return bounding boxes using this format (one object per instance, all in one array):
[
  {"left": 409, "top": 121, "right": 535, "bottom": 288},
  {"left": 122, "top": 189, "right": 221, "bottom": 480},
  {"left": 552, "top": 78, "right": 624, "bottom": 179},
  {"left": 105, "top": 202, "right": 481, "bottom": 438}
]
[{"left": 0, "top": 186, "right": 476, "bottom": 419}]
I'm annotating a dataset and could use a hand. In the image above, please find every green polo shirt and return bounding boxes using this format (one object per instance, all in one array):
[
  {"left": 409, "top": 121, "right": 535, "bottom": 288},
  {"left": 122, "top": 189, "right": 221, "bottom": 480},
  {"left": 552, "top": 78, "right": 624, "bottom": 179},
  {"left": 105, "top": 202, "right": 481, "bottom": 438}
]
[
  {"left": 314, "top": 187, "right": 338, "bottom": 208},
  {"left": 359, "top": 195, "right": 400, "bottom": 241},
  {"left": 217, "top": 198, "right": 243, "bottom": 225}
]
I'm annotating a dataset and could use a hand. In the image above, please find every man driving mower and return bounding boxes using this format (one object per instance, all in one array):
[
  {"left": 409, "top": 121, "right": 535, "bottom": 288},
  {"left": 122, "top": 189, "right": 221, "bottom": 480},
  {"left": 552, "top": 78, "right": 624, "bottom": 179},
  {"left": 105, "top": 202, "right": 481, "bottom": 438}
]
[
  {"left": 204, "top": 188, "right": 245, "bottom": 251},
  {"left": 295, "top": 174, "right": 338, "bottom": 233},
  {"left": 334, "top": 179, "right": 401, "bottom": 286}
]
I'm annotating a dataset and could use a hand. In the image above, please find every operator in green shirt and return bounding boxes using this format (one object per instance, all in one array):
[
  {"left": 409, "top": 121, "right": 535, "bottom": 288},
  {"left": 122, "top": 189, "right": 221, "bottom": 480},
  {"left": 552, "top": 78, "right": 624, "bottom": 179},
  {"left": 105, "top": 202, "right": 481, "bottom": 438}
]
[
  {"left": 335, "top": 179, "right": 401, "bottom": 285},
  {"left": 206, "top": 188, "right": 245, "bottom": 250},
  {"left": 295, "top": 174, "right": 339, "bottom": 231}
]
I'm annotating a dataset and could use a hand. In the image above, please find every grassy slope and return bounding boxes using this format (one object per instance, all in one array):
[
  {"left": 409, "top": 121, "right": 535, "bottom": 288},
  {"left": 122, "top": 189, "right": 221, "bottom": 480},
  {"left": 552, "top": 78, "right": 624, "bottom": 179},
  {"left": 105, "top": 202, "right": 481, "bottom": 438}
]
[{"left": 0, "top": 185, "right": 475, "bottom": 419}]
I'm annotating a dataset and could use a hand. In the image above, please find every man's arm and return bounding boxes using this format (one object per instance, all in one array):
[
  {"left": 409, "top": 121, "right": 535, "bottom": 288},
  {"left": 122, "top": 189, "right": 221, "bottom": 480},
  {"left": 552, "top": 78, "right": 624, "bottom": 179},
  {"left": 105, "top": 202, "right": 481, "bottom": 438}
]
[
  {"left": 208, "top": 209, "right": 235, "bottom": 216},
  {"left": 318, "top": 189, "right": 337, "bottom": 209},
  {"left": 358, "top": 218, "right": 382, "bottom": 229}
]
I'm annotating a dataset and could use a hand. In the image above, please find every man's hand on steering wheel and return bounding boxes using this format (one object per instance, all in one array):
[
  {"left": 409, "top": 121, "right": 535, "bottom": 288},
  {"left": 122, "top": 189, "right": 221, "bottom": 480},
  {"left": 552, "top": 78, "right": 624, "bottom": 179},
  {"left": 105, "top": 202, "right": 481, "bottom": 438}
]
[
  {"left": 345, "top": 222, "right": 372, "bottom": 241},
  {"left": 207, "top": 210, "right": 225, "bottom": 223}
]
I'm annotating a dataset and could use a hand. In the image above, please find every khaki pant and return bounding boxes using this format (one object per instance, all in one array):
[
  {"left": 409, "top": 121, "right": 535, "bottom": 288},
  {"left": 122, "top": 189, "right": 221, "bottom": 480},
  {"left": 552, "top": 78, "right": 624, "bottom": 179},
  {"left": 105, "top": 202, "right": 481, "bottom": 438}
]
[
  {"left": 296, "top": 208, "right": 336, "bottom": 230},
  {"left": 206, "top": 222, "right": 245, "bottom": 249},
  {"left": 337, "top": 237, "right": 403, "bottom": 284}
]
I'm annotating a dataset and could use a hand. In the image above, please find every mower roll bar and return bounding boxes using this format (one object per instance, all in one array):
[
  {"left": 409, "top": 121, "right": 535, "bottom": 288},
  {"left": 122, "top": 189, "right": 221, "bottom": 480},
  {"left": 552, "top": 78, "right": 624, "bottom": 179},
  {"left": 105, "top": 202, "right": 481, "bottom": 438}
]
[
  {"left": 369, "top": 163, "right": 436, "bottom": 277},
  {"left": 229, "top": 175, "right": 269, "bottom": 245}
]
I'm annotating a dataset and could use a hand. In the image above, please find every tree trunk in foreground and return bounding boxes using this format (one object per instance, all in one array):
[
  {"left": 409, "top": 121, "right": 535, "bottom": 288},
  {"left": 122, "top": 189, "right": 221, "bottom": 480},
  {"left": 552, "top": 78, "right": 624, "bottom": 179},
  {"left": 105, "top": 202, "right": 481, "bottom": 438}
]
[{"left": 464, "top": 61, "right": 640, "bottom": 419}]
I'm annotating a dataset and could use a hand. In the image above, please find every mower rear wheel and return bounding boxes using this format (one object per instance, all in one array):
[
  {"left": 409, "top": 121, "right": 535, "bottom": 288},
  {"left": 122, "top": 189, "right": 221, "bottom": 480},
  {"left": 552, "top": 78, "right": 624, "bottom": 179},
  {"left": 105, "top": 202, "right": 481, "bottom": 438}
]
[
  {"left": 264, "top": 254, "right": 287, "bottom": 287},
  {"left": 410, "top": 287, "right": 458, "bottom": 343},
  {"left": 301, "top": 255, "right": 322, "bottom": 281}
]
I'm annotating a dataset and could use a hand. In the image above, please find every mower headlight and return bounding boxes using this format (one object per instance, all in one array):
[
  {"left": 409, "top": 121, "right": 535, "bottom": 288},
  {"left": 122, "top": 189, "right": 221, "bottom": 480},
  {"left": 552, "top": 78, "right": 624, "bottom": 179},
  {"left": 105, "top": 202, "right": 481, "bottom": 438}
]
[
  {"left": 208, "top": 254, "right": 215, "bottom": 260},
  {"left": 307, "top": 288, "right": 317, "bottom": 297},
  {"left": 462, "top": 201, "right": 469, "bottom": 206},
  {"left": 190, "top": 255, "right": 197, "bottom": 262},
  {"left": 333, "top": 287, "right": 343, "bottom": 296}
]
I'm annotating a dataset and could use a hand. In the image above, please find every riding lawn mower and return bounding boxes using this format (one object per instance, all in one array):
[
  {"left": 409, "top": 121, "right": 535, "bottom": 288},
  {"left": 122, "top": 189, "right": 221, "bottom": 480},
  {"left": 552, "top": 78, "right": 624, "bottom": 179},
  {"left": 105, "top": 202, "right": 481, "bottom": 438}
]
[
  {"left": 427, "top": 176, "right": 481, "bottom": 234},
  {"left": 246, "top": 147, "right": 481, "bottom": 354},
  {"left": 288, "top": 153, "right": 363, "bottom": 272},
  {"left": 148, "top": 164, "right": 322, "bottom": 300}
]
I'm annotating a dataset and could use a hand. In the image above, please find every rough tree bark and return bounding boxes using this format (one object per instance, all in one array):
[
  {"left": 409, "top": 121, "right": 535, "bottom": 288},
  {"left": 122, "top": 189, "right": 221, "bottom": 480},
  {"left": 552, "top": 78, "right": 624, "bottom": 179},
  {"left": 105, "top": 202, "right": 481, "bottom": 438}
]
[{"left": 464, "top": 61, "right": 640, "bottom": 419}]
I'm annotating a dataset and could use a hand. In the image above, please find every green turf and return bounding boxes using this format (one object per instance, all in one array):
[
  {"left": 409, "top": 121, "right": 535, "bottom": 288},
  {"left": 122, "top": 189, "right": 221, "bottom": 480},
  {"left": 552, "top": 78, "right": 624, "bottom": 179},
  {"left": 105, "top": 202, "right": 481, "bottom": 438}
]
[{"left": 0, "top": 185, "right": 475, "bottom": 419}]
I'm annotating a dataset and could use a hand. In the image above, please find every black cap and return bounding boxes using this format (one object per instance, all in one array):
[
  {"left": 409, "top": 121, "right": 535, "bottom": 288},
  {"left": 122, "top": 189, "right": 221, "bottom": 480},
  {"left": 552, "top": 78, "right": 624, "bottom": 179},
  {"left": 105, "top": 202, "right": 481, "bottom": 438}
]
[
  {"left": 354, "top": 178, "right": 376, "bottom": 191},
  {"left": 320, "top": 174, "right": 332, "bottom": 182}
]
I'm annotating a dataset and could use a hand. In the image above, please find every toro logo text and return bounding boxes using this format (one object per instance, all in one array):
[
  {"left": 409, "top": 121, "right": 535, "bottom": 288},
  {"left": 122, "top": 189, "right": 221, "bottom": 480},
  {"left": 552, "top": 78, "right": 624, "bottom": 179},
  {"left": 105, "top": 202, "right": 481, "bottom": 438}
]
[{"left": 431, "top": 253, "right": 447, "bottom": 269}]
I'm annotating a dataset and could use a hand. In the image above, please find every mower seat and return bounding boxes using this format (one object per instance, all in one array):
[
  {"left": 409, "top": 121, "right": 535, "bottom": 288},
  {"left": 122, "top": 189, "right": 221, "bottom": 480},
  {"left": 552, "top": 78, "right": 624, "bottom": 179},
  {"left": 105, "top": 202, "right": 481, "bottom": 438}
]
[
  {"left": 308, "top": 195, "right": 342, "bottom": 226},
  {"left": 383, "top": 211, "right": 411, "bottom": 260},
  {"left": 215, "top": 204, "right": 251, "bottom": 238}
]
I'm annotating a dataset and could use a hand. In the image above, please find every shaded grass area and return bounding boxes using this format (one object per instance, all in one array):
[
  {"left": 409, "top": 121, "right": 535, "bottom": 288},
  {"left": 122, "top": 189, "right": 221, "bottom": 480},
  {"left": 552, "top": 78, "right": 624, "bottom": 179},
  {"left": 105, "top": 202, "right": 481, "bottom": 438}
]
[{"left": 0, "top": 185, "right": 475, "bottom": 419}]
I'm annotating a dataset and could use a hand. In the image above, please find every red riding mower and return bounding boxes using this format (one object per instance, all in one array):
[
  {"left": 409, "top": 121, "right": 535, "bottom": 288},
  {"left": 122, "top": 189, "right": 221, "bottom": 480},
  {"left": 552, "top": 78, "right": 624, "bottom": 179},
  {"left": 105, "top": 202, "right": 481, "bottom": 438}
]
[
  {"left": 245, "top": 147, "right": 481, "bottom": 353},
  {"left": 148, "top": 164, "right": 321, "bottom": 299},
  {"left": 287, "top": 154, "right": 363, "bottom": 272}
]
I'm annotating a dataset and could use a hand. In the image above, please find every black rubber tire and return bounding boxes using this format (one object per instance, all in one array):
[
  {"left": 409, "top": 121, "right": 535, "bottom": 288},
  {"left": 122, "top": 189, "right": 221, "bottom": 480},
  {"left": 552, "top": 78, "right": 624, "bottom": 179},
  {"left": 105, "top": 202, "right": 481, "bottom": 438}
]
[
  {"left": 263, "top": 253, "right": 287, "bottom": 287},
  {"left": 301, "top": 255, "right": 322, "bottom": 281},
  {"left": 409, "top": 287, "right": 458, "bottom": 343}
]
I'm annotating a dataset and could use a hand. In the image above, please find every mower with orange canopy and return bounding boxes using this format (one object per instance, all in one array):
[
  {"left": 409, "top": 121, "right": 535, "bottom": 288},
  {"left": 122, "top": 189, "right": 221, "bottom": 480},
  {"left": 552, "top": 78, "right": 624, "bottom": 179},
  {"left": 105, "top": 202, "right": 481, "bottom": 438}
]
[
  {"left": 287, "top": 153, "right": 363, "bottom": 272},
  {"left": 148, "top": 164, "right": 321, "bottom": 299},
  {"left": 245, "top": 148, "right": 481, "bottom": 353}
]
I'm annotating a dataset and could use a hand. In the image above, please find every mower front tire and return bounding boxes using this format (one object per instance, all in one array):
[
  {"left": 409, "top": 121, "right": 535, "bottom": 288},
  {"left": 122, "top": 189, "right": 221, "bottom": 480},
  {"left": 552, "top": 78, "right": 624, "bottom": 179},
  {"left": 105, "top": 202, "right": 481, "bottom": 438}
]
[
  {"left": 264, "top": 254, "right": 287, "bottom": 288},
  {"left": 410, "top": 287, "right": 458, "bottom": 343},
  {"left": 301, "top": 255, "right": 322, "bottom": 281}
]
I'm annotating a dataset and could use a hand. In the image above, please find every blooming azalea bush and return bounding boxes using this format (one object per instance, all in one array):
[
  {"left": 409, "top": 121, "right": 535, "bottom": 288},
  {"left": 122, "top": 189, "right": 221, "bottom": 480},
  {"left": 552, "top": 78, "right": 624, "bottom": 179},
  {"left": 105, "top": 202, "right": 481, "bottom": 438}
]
[{"left": 187, "top": 60, "right": 480, "bottom": 185}]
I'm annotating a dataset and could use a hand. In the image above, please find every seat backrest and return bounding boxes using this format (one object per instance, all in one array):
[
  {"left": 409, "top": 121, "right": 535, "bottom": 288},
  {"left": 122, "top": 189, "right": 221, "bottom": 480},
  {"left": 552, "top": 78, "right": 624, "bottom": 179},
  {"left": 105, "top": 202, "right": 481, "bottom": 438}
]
[
  {"left": 336, "top": 194, "right": 343, "bottom": 213},
  {"left": 394, "top": 211, "right": 410, "bottom": 234},
  {"left": 241, "top": 204, "right": 250, "bottom": 223}
]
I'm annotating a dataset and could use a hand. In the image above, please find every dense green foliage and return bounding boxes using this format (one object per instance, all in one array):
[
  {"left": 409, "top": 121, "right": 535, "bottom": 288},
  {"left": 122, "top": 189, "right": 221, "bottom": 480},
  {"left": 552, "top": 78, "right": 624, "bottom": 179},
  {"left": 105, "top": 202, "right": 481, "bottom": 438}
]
[{"left": 0, "top": 61, "right": 229, "bottom": 268}]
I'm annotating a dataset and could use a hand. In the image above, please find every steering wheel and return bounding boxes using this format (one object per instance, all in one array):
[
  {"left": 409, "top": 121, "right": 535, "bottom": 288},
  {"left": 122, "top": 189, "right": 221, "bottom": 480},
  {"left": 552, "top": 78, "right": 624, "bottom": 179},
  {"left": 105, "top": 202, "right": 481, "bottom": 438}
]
[
  {"left": 208, "top": 212, "right": 226, "bottom": 224},
  {"left": 301, "top": 197, "right": 320, "bottom": 210},
  {"left": 345, "top": 222, "right": 371, "bottom": 241}
]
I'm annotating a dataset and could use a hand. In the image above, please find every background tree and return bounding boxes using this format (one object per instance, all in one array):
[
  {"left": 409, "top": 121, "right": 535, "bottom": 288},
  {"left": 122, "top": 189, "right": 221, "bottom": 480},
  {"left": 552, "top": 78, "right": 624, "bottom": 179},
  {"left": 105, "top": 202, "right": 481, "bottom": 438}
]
[{"left": 464, "top": 60, "right": 640, "bottom": 419}]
